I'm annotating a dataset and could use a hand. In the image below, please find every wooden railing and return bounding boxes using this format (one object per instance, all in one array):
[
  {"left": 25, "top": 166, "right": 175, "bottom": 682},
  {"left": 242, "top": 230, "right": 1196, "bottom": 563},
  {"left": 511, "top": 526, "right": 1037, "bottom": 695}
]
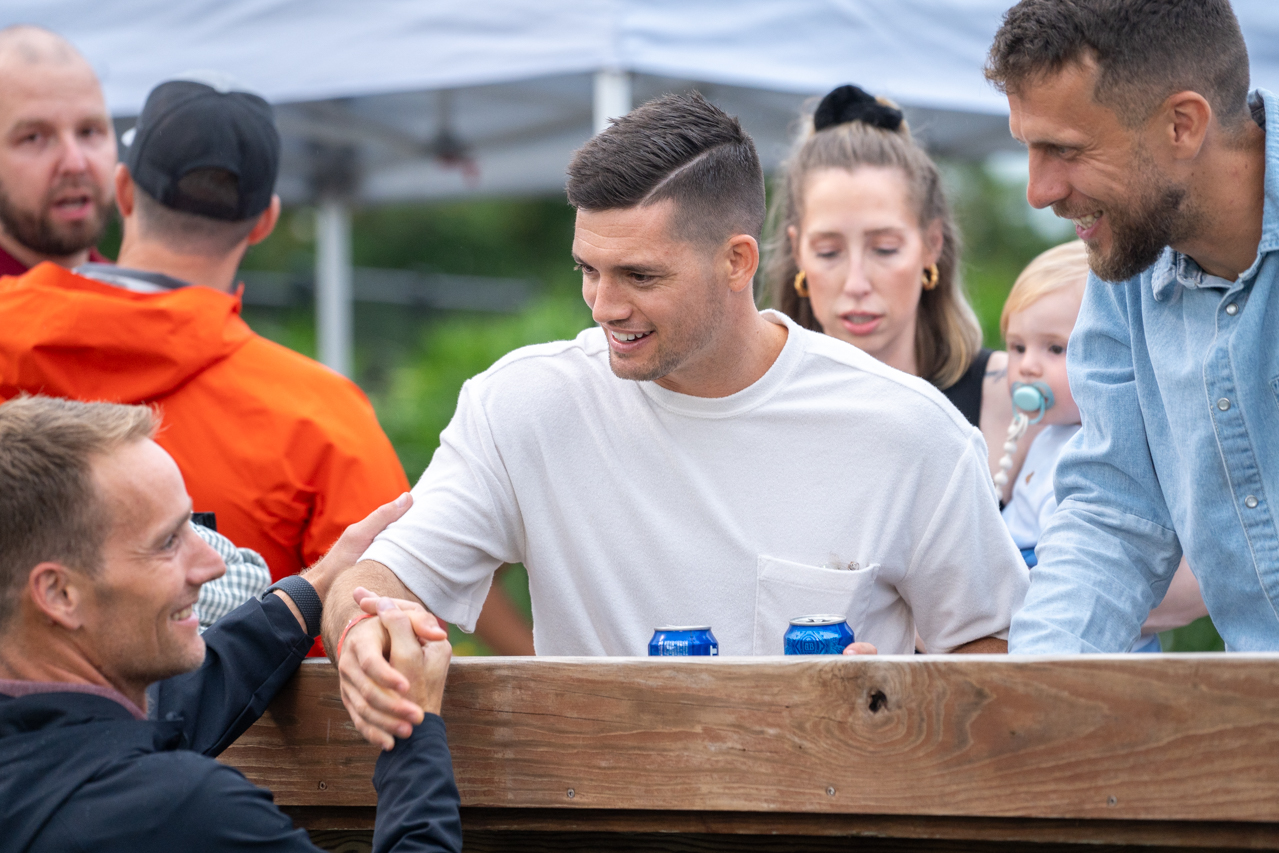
[{"left": 220, "top": 655, "right": 1279, "bottom": 851}]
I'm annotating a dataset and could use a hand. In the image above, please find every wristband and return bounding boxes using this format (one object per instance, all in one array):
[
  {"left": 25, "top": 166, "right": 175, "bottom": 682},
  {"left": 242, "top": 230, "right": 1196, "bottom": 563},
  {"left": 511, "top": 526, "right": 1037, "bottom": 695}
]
[
  {"left": 336, "top": 612, "right": 378, "bottom": 661},
  {"left": 262, "top": 575, "right": 323, "bottom": 637}
]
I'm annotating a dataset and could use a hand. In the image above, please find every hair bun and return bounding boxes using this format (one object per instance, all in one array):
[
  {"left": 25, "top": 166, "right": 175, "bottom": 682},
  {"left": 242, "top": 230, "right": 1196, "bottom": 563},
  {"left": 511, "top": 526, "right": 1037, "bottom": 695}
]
[{"left": 813, "top": 85, "right": 903, "bottom": 133}]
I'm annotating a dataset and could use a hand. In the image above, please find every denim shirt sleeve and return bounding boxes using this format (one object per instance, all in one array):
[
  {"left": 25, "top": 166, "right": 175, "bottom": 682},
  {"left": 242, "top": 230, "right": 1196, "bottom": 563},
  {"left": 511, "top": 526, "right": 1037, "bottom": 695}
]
[{"left": 1009, "top": 274, "right": 1183, "bottom": 653}]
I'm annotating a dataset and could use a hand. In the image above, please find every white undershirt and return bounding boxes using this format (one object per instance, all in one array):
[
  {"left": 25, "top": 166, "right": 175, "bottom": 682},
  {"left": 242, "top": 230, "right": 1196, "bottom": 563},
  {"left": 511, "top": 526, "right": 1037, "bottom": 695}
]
[
  {"left": 363, "top": 310, "right": 1028, "bottom": 655},
  {"left": 1001, "top": 424, "right": 1082, "bottom": 550}
]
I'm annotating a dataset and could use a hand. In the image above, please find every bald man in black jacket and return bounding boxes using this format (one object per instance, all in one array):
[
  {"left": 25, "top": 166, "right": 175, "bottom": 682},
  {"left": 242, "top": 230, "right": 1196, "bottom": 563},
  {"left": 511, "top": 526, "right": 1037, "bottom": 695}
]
[{"left": 0, "top": 396, "right": 461, "bottom": 853}]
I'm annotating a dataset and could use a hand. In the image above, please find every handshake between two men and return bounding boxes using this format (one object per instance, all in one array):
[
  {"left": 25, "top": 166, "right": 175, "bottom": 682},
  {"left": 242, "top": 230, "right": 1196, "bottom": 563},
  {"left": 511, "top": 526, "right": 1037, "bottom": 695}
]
[
  {"left": 330, "top": 579, "right": 454, "bottom": 751},
  {"left": 320, "top": 498, "right": 460, "bottom": 754}
]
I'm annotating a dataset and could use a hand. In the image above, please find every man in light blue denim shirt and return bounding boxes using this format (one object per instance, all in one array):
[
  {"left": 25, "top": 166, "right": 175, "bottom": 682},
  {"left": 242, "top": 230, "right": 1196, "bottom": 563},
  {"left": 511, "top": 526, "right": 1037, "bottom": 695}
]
[{"left": 986, "top": 0, "right": 1277, "bottom": 651}]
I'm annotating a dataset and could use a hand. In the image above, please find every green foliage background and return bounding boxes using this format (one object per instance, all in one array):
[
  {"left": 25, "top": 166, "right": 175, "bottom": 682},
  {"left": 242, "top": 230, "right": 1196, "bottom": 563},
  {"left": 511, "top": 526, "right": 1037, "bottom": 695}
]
[{"left": 209, "top": 164, "right": 1221, "bottom": 654}]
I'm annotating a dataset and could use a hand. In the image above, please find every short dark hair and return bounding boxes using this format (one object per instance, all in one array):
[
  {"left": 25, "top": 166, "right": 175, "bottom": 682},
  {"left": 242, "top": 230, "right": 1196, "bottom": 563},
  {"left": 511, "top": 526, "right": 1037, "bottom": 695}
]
[
  {"left": 133, "top": 167, "right": 259, "bottom": 257},
  {"left": 986, "top": 0, "right": 1251, "bottom": 128},
  {"left": 0, "top": 396, "right": 157, "bottom": 633},
  {"left": 566, "top": 92, "right": 765, "bottom": 245}
]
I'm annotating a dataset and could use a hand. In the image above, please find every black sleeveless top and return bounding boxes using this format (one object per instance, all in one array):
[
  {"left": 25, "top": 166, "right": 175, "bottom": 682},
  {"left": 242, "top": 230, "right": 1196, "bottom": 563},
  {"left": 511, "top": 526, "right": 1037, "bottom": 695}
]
[{"left": 940, "top": 348, "right": 992, "bottom": 428}]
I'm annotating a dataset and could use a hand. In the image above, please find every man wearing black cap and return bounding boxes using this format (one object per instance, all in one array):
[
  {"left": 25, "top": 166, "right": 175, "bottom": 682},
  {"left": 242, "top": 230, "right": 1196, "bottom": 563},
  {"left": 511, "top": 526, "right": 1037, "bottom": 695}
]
[
  {"left": 89, "top": 75, "right": 286, "bottom": 290},
  {"left": 0, "top": 79, "right": 412, "bottom": 630}
]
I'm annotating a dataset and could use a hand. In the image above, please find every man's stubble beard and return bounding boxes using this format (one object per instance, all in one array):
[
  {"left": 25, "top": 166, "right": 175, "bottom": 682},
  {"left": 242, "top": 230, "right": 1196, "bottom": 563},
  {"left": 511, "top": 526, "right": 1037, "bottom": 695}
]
[
  {"left": 1065, "top": 146, "right": 1194, "bottom": 283},
  {"left": 606, "top": 280, "right": 727, "bottom": 383},
  {"left": 0, "top": 176, "right": 112, "bottom": 258},
  {"left": 92, "top": 581, "right": 208, "bottom": 694}
]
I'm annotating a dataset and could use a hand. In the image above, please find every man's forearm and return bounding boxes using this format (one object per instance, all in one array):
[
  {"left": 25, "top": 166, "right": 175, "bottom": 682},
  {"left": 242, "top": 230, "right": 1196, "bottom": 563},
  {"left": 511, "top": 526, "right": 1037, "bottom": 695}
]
[
  {"left": 951, "top": 636, "right": 1008, "bottom": 654},
  {"left": 1143, "top": 557, "right": 1207, "bottom": 634},
  {"left": 474, "top": 566, "right": 535, "bottom": 655},
  {"left": 372, "top": 716, "right": 463, "bottom": 853},
  {"left": 321, "top": 559, "right": 421, "bottom": 654},
  {"left": 1012, "top": 505, "right": 1177, "bottom": 653}
]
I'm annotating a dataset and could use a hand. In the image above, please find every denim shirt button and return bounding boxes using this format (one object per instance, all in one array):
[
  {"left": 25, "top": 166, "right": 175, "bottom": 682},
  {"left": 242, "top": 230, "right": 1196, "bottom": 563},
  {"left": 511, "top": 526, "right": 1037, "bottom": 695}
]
[
  {"left": 1226, "top": 302, "right": 1239, "bottom": 315},
  {"left": 1217, "top": 398, "right": 1232, "bottom": 411},
  {"left": 1245, "top": 495, "right": 1259, "bottom": 509}
]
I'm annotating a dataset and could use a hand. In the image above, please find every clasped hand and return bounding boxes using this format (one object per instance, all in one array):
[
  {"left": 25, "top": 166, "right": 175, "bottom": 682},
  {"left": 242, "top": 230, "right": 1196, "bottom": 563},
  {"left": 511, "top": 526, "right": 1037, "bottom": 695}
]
[{"left": 338, "top": 587, "right": 451, "bottom": 751}]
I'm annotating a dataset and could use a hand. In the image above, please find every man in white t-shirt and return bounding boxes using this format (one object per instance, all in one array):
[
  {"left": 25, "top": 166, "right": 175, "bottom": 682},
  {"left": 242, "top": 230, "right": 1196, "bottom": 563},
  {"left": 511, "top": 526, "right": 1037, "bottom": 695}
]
[{"left": 322, "top": 92, "right": 1029, "bottom": 749}]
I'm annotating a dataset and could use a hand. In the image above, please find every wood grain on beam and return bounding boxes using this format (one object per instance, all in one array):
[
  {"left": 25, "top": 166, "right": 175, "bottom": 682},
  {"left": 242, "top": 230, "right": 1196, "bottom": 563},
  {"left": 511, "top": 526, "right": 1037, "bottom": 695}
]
[{"left": 221, "top": 656, "right": 1279, "bottom": 823}]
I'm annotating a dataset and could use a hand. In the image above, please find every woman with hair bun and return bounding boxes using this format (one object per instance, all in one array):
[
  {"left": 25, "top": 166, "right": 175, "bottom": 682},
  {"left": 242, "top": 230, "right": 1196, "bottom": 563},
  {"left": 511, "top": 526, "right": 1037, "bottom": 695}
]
[{"left": 766, "top": 85, "right": 1013, "bottom": 476}]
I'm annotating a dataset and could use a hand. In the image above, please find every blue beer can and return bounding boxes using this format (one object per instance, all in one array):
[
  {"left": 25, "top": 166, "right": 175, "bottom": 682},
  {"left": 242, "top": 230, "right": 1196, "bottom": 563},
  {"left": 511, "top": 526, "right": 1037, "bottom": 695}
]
[
  {"left": 648, "top": 626, "right": 719, "bottom": 656},
  {"left": 784, "top": 615, "right": 855, "bottom": 655}
]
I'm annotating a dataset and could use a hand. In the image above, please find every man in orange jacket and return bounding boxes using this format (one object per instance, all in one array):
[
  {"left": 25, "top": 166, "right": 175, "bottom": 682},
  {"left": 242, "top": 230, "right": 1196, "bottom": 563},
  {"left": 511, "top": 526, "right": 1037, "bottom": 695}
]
[
  {"left": 1, "top": 46, "right": 539, "bottom": 654},
  {"left": 0, "top": 78, "right": 409, "bottom": 598}
]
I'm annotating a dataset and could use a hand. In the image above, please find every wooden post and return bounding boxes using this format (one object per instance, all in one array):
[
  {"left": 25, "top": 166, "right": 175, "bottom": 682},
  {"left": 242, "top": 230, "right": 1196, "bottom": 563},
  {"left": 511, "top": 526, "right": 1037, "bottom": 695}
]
[{"left": 221, "top": 656, "right": 1279, "bottom": 850}]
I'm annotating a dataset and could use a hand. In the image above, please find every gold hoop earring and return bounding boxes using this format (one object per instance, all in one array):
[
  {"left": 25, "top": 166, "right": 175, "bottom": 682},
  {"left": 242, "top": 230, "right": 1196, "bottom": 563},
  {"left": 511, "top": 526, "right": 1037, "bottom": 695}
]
[
  {"left": 922, "top": 264, "right": 939, "bottom": 290},
  {"left": 793, "top": 270, "right": 810, "bottom": 298}
]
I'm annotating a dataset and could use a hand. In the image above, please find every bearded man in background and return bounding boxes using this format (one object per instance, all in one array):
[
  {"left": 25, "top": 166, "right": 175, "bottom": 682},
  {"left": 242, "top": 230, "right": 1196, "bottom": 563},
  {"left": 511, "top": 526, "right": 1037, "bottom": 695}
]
[{"left": 0, "top": 25, "right": 114, "bottom": 275}]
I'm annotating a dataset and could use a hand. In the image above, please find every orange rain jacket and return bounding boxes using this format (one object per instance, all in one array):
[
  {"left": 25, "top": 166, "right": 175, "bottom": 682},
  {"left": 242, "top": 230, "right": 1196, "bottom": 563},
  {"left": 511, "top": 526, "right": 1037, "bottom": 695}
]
[{"left": 0, "top": 262, "right": 410, "bottom": 581}]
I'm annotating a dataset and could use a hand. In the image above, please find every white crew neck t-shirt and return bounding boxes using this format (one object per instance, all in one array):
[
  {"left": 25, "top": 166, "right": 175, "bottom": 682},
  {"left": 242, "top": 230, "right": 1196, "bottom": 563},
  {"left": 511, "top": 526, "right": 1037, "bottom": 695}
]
[
  {"left": 363, "top": 310, "right": 1028, "bottom": 655},
  {"left": 1001, "top": 424, "right": 1082, "bottom": 550}
]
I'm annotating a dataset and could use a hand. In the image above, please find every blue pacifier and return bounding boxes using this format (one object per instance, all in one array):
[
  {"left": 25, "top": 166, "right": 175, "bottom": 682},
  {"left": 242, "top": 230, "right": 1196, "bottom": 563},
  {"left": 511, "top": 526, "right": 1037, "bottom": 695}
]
[{"left": 1010, "top": 381, "right": 1055, "bottom": 425}]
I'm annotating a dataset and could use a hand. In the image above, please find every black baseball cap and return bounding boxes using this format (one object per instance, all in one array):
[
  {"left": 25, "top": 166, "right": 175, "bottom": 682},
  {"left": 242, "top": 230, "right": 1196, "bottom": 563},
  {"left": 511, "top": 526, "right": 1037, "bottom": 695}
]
[{"left": 124, "top": 79, "right": 280, "bottom": 222}]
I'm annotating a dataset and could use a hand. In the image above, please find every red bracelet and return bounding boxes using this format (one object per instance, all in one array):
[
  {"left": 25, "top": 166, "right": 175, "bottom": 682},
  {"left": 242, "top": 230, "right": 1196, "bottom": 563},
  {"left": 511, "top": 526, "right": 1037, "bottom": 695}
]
[{"left": 336, "top": 612, "right": 377, "bottom": 661}]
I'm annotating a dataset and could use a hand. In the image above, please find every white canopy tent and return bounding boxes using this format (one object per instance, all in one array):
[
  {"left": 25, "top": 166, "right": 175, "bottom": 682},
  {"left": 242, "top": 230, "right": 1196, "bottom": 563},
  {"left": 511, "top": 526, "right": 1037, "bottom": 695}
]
[{"left": 10, "top": 0, "right": 1279, "bottom": 374}]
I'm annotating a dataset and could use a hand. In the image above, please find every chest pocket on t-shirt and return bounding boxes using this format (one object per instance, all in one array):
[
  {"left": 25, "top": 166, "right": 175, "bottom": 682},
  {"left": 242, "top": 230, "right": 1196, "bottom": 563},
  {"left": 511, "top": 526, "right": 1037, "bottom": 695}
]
[{"left": 752, "top": 555, "right": 879, "bottom": 654}]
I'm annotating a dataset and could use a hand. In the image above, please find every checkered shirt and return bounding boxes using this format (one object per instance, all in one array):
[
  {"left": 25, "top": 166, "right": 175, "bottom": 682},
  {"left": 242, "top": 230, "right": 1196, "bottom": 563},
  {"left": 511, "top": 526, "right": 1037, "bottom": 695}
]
[{"left": 191, "top": 522, "right": 272, "bottom": 632}]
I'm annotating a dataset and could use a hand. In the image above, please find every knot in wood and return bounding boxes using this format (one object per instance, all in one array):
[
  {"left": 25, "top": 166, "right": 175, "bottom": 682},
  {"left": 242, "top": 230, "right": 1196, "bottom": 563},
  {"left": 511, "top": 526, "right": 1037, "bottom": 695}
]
[
  {"left": 566, "top": 788, "right": 575, "bottom": 799},
  {"left": 317, "top": 781, "right": 327, "bottom": 791},
  {"left": 868, "top": 689, "right": 888, "bottom": 713}
]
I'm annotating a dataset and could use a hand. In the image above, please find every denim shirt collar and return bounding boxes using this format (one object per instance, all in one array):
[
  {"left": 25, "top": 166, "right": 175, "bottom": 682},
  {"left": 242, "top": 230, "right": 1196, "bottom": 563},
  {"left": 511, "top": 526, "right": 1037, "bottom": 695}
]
[{"left": 1152, "top": 88, "right": 1279, "bottom": 301}]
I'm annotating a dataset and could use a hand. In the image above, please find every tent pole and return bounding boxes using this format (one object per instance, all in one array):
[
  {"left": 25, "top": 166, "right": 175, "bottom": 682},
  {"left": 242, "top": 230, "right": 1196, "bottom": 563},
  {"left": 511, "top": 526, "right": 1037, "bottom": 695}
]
[
  {"left": 315, "top": 199, "right": 353, "bottom": 377},
  {"left": 593, "top": 69, "right": 631, "bottom": 135}
]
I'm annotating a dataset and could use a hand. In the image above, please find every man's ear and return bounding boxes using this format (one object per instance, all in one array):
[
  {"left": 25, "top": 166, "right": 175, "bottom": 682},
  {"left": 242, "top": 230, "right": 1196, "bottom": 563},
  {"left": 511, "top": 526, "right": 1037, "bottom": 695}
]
[
  {"left": 1160, "top": 90, "right": 1212, "bottom": 162},
  {"left": 246, "top": 195, "right": 281, "bottom": 246},
  {"left": 724, "top": 234, "right": 760, "bottom": 294},
  {"left": 114, "top": 164, "right": 135, "bottom": 219},
  {"left": 27, "top": 562, "right": 88, "bottom": 630}
]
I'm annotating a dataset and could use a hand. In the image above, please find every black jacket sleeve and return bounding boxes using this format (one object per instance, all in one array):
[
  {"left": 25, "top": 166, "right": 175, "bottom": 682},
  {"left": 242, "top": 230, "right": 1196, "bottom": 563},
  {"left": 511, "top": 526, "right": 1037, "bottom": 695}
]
[
  {"left": 149, "top": 595, "right": 313, "bottom": 756},
  {"left": 372, "top": 715, "right": 463, "bottom": 853}
]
